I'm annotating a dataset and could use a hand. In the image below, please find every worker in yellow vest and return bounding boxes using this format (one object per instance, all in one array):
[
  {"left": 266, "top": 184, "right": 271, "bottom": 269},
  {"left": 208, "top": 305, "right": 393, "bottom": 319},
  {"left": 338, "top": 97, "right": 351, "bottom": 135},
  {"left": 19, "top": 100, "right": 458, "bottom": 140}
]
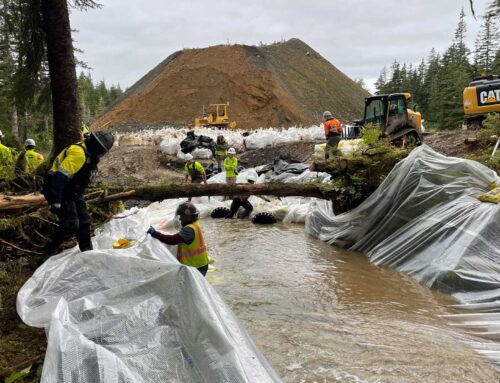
[
  {"left": 42, "top": 132, "right": 115, "bottom": 254},
  {"left": 147, "top": 202, "right": 209, "bottom": 276},
  {"left": 23, "top": 139, "right": 44, "bottom": 173},
  {"left": 224, "top": 147, "right": 238, "bottom": 184},
  {"left": 184, "top": 153, "right": 207, "bottom": 185},
  {"left": 215, "top": 133, "right": 228, "bottom": 173},
  {"left": 0, "top": 130, "right": 13, "bottom": 179}
]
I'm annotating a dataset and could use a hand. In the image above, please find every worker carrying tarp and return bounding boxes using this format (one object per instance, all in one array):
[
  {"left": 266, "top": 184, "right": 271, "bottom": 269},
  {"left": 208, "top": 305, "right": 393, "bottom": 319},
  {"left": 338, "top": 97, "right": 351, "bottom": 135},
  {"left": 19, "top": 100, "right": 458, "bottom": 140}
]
[
  {"left": 0, "top": 130, "right": 13, "bottom": 179},
  {"left": 16, "top": 138, "right": 44, "bottom": 174},
  {"left": 42, "top": 132, "right": 115, "bottom": 254},
  {"left": 323, "top": 111, "right": 342, "bottom": 160},
  {"left": 224, "top": 147, "right": 238, "bottom": 184},
  {"left": 147, "top": 202, "right": 210, "bottom": 276}
]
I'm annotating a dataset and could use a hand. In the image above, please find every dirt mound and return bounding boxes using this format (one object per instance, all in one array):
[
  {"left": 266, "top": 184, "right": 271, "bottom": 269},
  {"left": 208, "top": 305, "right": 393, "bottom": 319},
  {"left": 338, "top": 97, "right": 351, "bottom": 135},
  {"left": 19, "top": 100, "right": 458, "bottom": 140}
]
[
  {"left": 423, "top": 130, "right": 479, "bottom": 157},
  {"left": 95, "top": 146, "right": 184, "bottom": 186},
  {"left": 93, "top": 39, "right": 369, "bottom": 131}
]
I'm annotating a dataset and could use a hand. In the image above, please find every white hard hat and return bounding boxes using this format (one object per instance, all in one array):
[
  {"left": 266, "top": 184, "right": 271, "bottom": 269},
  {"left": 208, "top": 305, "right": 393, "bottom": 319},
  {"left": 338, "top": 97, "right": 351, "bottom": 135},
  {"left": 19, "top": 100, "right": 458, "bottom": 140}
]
[
  {"left": 228, "top": 147, "right": 236, "bottom": 154},
  {"left": 185, "top": 153, "right": 194, "bottom": 161},
  {"left": 323, "top": 111, "right": 333, "bottom": 120},
  {"left": 25, "top": 138, "right": 36, "bottom": 147}
]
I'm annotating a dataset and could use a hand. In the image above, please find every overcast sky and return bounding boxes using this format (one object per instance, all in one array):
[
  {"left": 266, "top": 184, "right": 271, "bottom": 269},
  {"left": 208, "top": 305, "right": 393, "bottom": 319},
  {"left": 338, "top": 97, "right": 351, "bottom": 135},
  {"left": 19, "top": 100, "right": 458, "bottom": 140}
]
[{"left": 70, "top": 0, "right": 492, "bottom": 93}]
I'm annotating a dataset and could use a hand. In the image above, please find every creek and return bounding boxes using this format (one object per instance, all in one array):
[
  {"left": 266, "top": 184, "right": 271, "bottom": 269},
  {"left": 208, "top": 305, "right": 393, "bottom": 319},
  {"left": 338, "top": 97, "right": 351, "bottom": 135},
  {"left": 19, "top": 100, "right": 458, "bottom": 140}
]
[{"left": 202, "top": 219, "right": 500, "bottom": 382}]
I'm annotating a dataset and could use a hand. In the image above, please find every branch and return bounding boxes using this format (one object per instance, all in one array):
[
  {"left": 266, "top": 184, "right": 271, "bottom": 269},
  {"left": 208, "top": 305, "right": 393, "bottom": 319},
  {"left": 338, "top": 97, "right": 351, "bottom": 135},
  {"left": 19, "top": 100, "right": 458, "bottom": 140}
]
[{"left": 469, "top": 0, "right": 476, "bottom": 19}]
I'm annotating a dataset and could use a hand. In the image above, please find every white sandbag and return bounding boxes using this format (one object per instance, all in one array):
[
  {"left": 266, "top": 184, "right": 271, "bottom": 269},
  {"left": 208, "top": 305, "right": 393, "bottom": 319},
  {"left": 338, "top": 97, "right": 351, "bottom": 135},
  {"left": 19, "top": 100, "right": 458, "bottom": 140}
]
[
  {"left": 338, "top": 138, "right": 364, "bottom": 154},
  {"left": 159, "top": 138, "right": 180, "bottom": 155},
  {"left": 176, "top": 150, "right": 190, "bottom": 160},
  {"left": 314, "top": 144, "right": 326, "bottom": 160},
  {"left": 192, "top": 148, "right": 213, "bottom": 159}
]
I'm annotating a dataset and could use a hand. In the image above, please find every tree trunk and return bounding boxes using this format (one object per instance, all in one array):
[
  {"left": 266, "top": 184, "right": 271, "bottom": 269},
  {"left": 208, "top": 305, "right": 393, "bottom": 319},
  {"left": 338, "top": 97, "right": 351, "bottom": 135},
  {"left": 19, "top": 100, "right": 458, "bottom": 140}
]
[
  {"left": 44, "top": 115, "right": 49, "bottom": 133},
  {"left": 40, "top": 0, "right": 81, "bottom": 158},
  {"left": 0, "top": 182, "right": 337, "bottom": 214},
  {"left": 10, "top": 105, "right": 18, "bottom": 142}
]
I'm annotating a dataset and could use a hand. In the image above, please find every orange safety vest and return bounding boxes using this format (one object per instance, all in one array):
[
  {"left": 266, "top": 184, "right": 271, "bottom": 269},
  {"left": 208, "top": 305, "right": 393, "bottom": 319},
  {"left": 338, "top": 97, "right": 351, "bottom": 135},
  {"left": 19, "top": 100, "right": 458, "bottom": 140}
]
[
  {"left": 324, "top": 118, "right": 342, "bottom": 137},
  {"left": 177, "top": 221, "right": 209, "bottom": 268}
]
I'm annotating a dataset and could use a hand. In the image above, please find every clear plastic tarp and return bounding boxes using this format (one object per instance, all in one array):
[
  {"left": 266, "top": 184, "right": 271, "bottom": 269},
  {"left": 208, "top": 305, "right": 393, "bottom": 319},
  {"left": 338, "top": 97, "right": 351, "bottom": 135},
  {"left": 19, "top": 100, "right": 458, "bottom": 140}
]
[
  {"left": 306, "top": 144, "right": 500, "bottom": 361},
  {"left": 17, "top": 200, "right": 282, "bottom": 383},
  {"left": 306, "top": 145, "right": 500, "bottom": 291},
  {"left": 17, "top": 159, "right": 331, "bottom": 382}
]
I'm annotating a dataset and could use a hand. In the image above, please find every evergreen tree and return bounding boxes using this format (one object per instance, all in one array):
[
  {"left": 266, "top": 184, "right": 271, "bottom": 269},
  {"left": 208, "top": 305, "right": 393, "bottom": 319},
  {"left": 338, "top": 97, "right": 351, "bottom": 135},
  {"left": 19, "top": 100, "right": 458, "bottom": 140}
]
[
  {"left": 474, "top": 13, "right": 499, "bottom": 74},
  {"left": 435, "top": 10, "right": 473, "bottom": 128},
  {"left": 374, "top": 67, "right": 387, "bottom": 95}
]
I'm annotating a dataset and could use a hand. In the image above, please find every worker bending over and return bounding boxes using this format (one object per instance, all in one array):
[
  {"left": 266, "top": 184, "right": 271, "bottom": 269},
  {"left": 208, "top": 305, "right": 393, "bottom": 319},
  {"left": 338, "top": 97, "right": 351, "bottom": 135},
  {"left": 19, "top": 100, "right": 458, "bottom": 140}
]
[
  {"left": 21, "top": 139, "right": 44, "bottom": 174},
  {"left": 225, "top": 175, "right": 256, "bottom": 219},
  {"left": 147, "top": 202, "right": 210, "bottom": 276},
  {"left": 184, "top": 154, "right": 207, "bottom": 185},
  {"left": 224, "top": 147, "right": 238, "bottom": 184},
  {"left": 323, "top": 111, "right": 342, "bottom": 160},
  {"left": 42, "top": 132, "right": 114, "bottom": 253},
  {"left": 215, "top": 133, "right": 228, "bottom": 173}
]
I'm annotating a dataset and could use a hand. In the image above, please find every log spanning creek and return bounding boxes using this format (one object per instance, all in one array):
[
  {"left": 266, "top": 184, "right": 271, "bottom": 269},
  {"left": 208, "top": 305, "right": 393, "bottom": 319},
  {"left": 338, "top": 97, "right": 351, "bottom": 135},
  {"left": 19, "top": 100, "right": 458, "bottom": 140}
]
[{"left": 202, "top": 219, "right": 500, "bottom": 382}]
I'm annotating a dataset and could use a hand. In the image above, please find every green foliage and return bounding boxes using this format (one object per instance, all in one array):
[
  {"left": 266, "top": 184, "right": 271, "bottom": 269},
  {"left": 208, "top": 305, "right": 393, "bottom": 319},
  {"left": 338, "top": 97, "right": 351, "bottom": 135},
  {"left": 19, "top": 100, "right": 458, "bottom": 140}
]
[
  {"left": 482, "top": 113, "right": 500, "bottom": 136},
  {"left": 375, "top": 4, "right": 498, "bottom": 130},
  {"left": 5, "top": 365, "right": 32, "bottom": 383},
  {"left": 0, "top": 0, "right": 114, "bottom": 150},
  {"left": 360, "top": 124, "right": 381, "bottom": 147},
  {"left": 78, "top": 72, "right": 123, "bottom": 125}
]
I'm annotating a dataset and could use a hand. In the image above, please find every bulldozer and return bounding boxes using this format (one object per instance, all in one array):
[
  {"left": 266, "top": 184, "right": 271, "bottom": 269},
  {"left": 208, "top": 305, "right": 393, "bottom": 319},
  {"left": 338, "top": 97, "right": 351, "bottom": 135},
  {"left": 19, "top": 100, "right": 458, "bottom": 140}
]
[
  {"left": 194, "top": 103, "right": 237, "bottom": 129},
  {"left": 463, "top": 74, "right": 500, "bottom": 128},
  {"left": 350, "top": 93, "right": 423, "bottom": 144}
]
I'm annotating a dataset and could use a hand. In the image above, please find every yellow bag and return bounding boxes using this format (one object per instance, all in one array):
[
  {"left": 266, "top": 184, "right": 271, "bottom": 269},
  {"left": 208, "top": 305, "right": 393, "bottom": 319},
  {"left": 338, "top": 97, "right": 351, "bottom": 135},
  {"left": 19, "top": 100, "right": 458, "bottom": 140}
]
[
  {"left": 112, "top": 238, "right": 137, "bottom": 249},
  {"left": 477, "top": 187, "right": 500, "bottom": 204}
]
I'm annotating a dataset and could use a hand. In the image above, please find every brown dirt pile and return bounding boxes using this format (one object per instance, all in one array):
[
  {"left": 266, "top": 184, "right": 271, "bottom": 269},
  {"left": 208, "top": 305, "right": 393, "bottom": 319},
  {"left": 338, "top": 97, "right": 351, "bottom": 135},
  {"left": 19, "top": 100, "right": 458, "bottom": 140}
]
[
  {"left": 93, "top": 38, "right": 369, "bottom": 131},
  {"left": 94, "top": 145, "right": 185, "bottom": 186},
  {"left": 423, "top": 130, "right": 480, "bottom": 157}
]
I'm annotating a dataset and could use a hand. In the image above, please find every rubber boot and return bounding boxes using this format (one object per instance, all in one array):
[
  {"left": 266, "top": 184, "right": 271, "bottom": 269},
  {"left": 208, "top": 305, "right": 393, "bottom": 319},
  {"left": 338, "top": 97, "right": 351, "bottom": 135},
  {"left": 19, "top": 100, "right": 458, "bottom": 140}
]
[{"left": 76, "top": 222, "right": 93, "bottom": 252}]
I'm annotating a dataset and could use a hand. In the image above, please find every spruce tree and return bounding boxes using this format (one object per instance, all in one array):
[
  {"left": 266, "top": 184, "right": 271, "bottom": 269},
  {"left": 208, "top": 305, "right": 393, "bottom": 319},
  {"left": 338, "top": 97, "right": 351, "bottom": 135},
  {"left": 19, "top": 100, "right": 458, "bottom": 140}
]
[
  {"left": 435, "top": 9, "right": 473, "bottom": 129},
  {"left": 474, "top": 13, "right": 499, "bottom": 74}
]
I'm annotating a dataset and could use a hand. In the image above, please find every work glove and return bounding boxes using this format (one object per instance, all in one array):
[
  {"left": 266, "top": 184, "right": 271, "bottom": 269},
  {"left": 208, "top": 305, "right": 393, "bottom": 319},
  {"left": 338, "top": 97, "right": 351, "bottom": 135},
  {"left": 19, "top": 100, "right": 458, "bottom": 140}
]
[
  {"left": 147, "top": 226, "right": 156, "bottom": 236},
  {"left": 50, "top": 203, "right": 61, "bottom": 214}
]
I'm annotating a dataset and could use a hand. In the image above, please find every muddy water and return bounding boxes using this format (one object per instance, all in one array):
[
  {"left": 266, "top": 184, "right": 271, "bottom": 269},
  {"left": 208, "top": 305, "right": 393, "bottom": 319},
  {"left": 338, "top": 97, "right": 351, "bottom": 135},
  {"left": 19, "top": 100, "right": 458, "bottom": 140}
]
[{"left": 202, "top": 219, "right": 500, "bottom": 383}]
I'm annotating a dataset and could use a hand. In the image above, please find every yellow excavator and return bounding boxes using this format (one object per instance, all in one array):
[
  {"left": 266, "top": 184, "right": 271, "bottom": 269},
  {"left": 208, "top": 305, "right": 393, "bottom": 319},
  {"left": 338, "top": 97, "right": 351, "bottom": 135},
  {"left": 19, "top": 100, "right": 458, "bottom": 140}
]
[
  {"left": 194, "top": 103, "right": 237, "bottom": 129},
  {"left": 351, "top": 93, "right": 423, "bottom": 143},
  {"left": 463, "top": 74, "right": 500, "bottom": 128}
]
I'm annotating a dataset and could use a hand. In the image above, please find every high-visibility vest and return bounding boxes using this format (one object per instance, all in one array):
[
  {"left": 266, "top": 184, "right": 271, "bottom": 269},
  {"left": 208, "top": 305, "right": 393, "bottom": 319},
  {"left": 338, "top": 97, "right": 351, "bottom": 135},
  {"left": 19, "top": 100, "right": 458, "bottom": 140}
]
[
  {"left": 215, "top": 141, "right": 228, "bottom": 156},
  {"left": 224, "top": 157, "right": 238, "bottom": 177},
  {"left": 184, "top": 161, "right": 204, "bottom": 179},
  {"left": 0, "top": 143, "right": 13, "bottom": 179},
  {"left": 177, "top": 221, "right": 209, "bottom": 268},
  {"left": 49, "top": 142, "right": 94, "bottom": 193},
  {"left": 324, "top": 118, "right": 342, "bottom": 137},
  {"left": 25, "top": 149, "right": 44, "bottom": 173}
]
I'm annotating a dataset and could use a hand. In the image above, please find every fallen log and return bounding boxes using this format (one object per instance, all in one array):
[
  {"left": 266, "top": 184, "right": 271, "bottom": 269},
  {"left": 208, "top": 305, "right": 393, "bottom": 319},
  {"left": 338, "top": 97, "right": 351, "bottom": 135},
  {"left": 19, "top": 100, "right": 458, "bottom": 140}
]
[{"left": 0, "top": 182, "right": 337, "bottom": 214}]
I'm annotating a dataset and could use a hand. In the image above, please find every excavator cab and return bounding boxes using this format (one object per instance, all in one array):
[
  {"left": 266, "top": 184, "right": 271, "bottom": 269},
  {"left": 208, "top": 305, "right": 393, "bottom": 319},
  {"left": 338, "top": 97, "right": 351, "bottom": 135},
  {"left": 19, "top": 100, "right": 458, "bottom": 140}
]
[{"left": 360, "top": 93, "right": 422, "bottom": 143}]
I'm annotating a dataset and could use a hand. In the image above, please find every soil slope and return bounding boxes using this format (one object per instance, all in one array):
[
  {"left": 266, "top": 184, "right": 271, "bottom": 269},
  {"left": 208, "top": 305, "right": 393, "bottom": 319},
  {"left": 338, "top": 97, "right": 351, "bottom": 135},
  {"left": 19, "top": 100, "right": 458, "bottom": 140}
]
[{"left": 93, "top": 39, "right": 370, "bottom": 131}]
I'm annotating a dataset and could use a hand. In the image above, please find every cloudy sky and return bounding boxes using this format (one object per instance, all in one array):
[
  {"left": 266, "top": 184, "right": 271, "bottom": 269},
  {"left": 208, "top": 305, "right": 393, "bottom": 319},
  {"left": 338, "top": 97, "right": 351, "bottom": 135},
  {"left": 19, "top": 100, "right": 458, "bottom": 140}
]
[{"left": 70, "top": 0, "right": 491, "bottom": 92}]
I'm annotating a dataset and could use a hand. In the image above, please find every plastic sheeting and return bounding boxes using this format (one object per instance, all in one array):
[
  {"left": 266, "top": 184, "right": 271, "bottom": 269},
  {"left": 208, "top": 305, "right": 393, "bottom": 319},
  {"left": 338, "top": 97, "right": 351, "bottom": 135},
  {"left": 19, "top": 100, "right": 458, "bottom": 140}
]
[
  {"left": 306, "top": 145, "right": 500, "bottom": 291},
  {"left": 306, "top": 145, "right": 500, "bottom": 362},
  {"left": 17, "top": 200, "right": 282, "bottom": 383}
]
